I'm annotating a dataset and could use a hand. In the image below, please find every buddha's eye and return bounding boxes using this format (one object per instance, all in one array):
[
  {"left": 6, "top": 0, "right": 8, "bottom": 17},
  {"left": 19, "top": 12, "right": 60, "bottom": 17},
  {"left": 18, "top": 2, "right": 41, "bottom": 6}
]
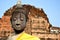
[
  {"left": 13, "top": 17, "right": 17, "bottom": 21},
  {"left": 20, "top": 17, "right": 24, "bottom": 21}
]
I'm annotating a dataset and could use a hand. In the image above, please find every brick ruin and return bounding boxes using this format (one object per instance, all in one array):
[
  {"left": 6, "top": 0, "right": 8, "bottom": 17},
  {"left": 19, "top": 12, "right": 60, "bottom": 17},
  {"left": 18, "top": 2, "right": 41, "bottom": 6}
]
[{"left": 0, "top": 5, "right": 60, "bottom": 40}]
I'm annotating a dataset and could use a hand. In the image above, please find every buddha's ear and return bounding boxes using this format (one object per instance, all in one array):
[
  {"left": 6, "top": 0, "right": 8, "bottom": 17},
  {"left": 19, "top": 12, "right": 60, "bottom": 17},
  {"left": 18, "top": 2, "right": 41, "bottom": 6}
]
[{"left": 10, "top": 15, "right": 13, "bottom": 25}]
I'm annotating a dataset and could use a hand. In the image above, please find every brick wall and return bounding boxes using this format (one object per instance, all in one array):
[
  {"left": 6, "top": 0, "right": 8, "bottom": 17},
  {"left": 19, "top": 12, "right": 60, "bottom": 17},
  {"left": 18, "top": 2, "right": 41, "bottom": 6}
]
[{"left": 0, "top": 16, "right": 13, "bottom": 37}]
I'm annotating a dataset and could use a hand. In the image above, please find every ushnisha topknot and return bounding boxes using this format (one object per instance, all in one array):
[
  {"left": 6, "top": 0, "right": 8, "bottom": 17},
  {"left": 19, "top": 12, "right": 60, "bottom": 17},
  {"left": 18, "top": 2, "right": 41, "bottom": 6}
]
[{"left": 16, "top": 0, "right": 22, "bottom": 7}]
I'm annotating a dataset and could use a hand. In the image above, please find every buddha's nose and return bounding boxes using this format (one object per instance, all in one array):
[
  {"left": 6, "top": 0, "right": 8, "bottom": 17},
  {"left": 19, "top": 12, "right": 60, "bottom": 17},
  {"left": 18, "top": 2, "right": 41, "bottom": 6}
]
[{"left": 16, "top": 19, "right": 21, "bottom": 24}]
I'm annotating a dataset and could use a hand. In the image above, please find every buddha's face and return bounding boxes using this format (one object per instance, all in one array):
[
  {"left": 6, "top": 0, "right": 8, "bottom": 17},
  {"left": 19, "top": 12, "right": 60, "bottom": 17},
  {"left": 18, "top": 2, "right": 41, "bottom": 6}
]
[{"left": 11, "top": 12, "right": 26, "bottom": 31}]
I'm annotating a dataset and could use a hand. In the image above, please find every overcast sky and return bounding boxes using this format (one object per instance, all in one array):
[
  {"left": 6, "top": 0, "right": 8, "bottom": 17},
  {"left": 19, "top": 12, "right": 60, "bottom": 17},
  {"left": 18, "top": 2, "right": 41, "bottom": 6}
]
[{"left": 0, "top": 0, "right": 60, "bottom": 27}]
